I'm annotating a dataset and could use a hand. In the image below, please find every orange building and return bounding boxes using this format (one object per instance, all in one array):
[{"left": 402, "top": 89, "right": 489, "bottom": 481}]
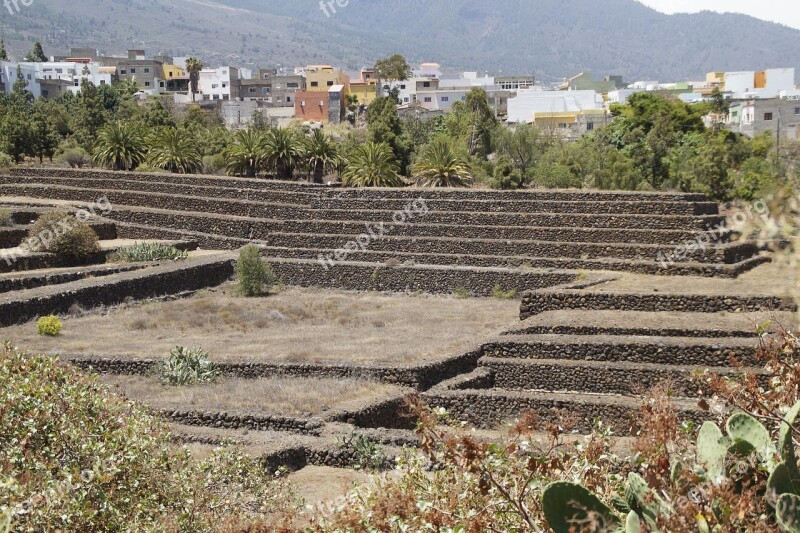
[{"left": 295, "top": 91, "right": 330, "bottom": 122}]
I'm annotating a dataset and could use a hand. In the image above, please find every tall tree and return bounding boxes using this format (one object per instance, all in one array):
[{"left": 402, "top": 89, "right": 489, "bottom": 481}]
[
  {"left": 367, "top": 96, "right": 412, "bottom": 174},
  {"left": 303, "top": 129, "right": 337, "bottom": 183},
  {"left": 185, "top": 57, "right": 204, "bottom": 103},
  {"left": 445, "top": 88, "right": 497, "bottom": 159},
  {"left": 0, "top": 40, "right": 8, "bottom": 61},
  {"left": 25, "top": 42, "right": 47, "bottom": 62},
  {"left": 264, "top": 127, "right": 300, "bottom": 181},
  {"left": 374, "top": 54, "right": 411, "bottom": 102},
  {"left": 148, "top": 127, "right": 202, "bottom": 174},
  {"left": 31, "top": 100, "right": 61, "bottom": 163},
  {"left": 93, "top": 121, "right": 146, "bottom": 171}
]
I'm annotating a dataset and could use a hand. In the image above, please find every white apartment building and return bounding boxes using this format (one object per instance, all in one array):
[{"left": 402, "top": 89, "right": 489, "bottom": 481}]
[
  {"left": 0, "top": 61, "right": 111, "bottom": 99},
  {"left": 198, "top": 66, "right": 251, "bottom": 101}
]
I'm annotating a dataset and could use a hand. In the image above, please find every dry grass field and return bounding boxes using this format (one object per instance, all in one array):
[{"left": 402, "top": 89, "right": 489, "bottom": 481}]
[
  {"left": 99, "top": 374, "right": 403, "bottom": 417},
  {"left": 0, "top": 285, "right": 519, "bottom": 364}
]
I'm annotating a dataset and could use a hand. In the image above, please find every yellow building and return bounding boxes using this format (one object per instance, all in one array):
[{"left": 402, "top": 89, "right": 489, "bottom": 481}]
[
  {"left": 162, "top": 65, "right": 186, "bottom": 79},
  {"left": 348, "top": 68, "right": 378, "bottom": 105},
  {"left": 706, "top": 71, "right": 725, "bottom": 87},
  {"left": 304, "top": 65, "right": 350, "bottom": 92}
]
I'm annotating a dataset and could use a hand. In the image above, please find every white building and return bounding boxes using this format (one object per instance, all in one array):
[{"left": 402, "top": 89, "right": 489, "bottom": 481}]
[
  {"left": 507, "top": 89, "right": 606, "bottom": 139},
  {"left": 198, "top": 66, "right": 251, "bottom": 101},
  {"left": 0, "top": 61, "right": 111, "bottom": 99}
]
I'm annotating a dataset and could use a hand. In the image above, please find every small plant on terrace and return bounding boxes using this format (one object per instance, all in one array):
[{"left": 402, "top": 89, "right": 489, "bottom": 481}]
[
  {"left": 26, "top": 210, "right": 100, "bottom": 262},
  {"left": 452, "top": 285, "right": 471, "bottom": 299},
  {"left": 338, "top": 431, "right": 387, "bottom": 471},
  {"left": 157, "top": 346, "right": 219, "bottom": 386},
  {"left": 491, "top": 284, "right": 518, "bottom": 299},
  {"left": 0, "top": 208, "right": 11, "bottom": 227},
  {"left": 36, "top": 315, "right": 62, "bottom": 336},
  {"left": 114, "top": 242, "right": 188, "bottom": 263},
  {"left": 236, "top": 245, "right": 277, "bottom": 296}
]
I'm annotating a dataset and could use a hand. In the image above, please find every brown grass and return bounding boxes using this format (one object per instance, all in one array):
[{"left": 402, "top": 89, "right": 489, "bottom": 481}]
[
  {"left": 1, "top": 286, "right": 518, "bottom": 364},
  {"left": 99, "top": 374, "right": 402, "bottom": 417}
]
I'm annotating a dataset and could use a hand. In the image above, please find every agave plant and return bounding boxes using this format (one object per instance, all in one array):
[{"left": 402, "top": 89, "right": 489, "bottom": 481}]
[
  {"left": 265, "top": 127, "right": 300, "bottom": 181},
  {"left": 341, "top": 142, "right": 402, "bottom": 188},
  {"left": 93, "top": 121, "right": 146, "bottom": 171},
  {"left": 158, "top": 346, "right": 219, "bottom": 386},
  {"left": 224, "top": 128, "right": 268, "bottom": 177},
  {"left": 148, "top": 127, "right": 202, "bottom": 174},
  {"left": 413, "top": 135, "right": 473, "bottom": 187},
  {"left": 303, "top": 129, "right": 338, "bottom": 183}
]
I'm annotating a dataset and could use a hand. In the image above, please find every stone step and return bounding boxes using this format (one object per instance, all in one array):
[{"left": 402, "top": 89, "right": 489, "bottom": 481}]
[
  {"left": 312, "top": 197, "right": 720, "bottom": 216},
  {"left": 311, "top": 208, "right": 726, "bottom": 231},
  {"left": 423, "top": 388, "right": 707, "bottom": 432},
  {"left": 262, "top": 245, "right": 767, "bottom": 278},
  {"left": 265, "top": 257, "right": 576, "bottom": 296},
  {"left": 481, "top": 333, "right": 759, "bottom": 366},
  {"left": 505, "top": 309, "right": 778, "bottom": 337},
  {"left": 0, "top": 263, "right": 149, "bottom": 294},
  {"left": 519, "top": 288, "right": 794, "bottom": 318},
  {"left": 266, "top": 232, "right": 758, "bottom": 264},
  {"left": 0, "top": 175, "right": 316, "bottom": 206},
  {"left": 479, "top": 357, "right": 764, "bottom": 398},
  {"left": 0, "top": 253, "right": 235, "bottom": 327},
  {"left": 0, "top": 221, "right": 117, "bottom": 249},
  {"left": 103, "top": 205, "right": 724, "bottom": 246},
  {"left": 111, "top": 220, "right": 251, "bottom": 250},
  {"left": 0, "top": 184, "right": 306, "bottom": 220}
]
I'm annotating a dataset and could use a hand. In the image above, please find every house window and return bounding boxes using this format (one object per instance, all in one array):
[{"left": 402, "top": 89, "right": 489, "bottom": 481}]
[
  {"left": 423, "top": 82, "right": 430, "bottom": 88},
  {"left": 250, "top": 87, "right": 257, "bottom": 93},
  {"left": 559, "top": 123, "right": 568, "bottom": 128},
  {"left": 261, "top": 87, "right": 270, "bottom": 94},
  {"left": 403, "top": 97, "right": 409, "bottom": 103},
  {"left": 586, "top": 122, "right": 594, "bottom": 131},
  {"left": 441, "top": 96, "right": 449, "bottom": 102},
  {"left": 286, "top": 96, "right": 291, "bottom": 103},
  {"left": 144, "top": 81, "right": 150, "bottom": 87},
  {"left": 74, "top": 80, "right": 79, "bottom": 87},
  {"left": 212, "top": 84, "right": 218, "bottom": 89},
  {"left": 42, "top": 90, "right": 49, "bottom": 97},
  {"left": 424, "top": 97, "right": 432, "bottom": 103},
  {"left": 130, "top": 68, "right": 136, "bottom": 74},
  {"left": 120, "top": 69, "right": 126, "bottom": 75},
  {"left": 144, "top": 68, "right": 150, "bottom": 73},
  {"left": 311, "top": 81, "right": 318, "bottom": 87},
  {"left": 400, "top": 84, "right": 406, "bottom": 89},
  {"left": 764, "top": 112, "right": 774, "bottom": 121},
  {"left": 100, "top": 80, "right": 106, "bottom": 85},
  {"left": 327, "top": 81, "right": 334, "bottom": 86},
  {"left": 795, "top": 107, "right": 800, "bottom": 116},
  {"left": 287, "top": 83, "right": 298, "bottom": 88}
]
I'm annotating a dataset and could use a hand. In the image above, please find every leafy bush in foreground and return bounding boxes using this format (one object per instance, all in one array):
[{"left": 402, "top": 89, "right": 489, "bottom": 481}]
[
  {"left": 237, "top": 245, "right": 277, "bottom": 296},
  {"left": 26, "top": 210, "right": 100, "bottom": 262},
  {"left": 0, "top": 343, "right": 298, "bottom": 531},
  {"left": 114, "top": 242, "right": 188, "bottom": 262},
  {"left": 36, "top": 315, "right": 62, "bottom": 336},
  {"left": 158, "top": 346, "right": 220, "bottom": 386}
]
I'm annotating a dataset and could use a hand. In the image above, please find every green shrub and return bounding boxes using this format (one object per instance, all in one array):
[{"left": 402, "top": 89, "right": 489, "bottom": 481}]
[
  {"left": 452, "top": 286, "right": 472, "bottom": 299},
  {"left": 533, "top": 162, "right": 583, "bottom": 189},
  {"left": 26, "top": 211, "right": 100, "bottom": 262},
  {"left": 57, "top": 148, "right": 91, "bottom": 169},
  {"left": 114, "top": 242, "right": 188, "bottom": 262},
  {"left": 157, "top": 346, "right": 219, "bottom": 386},
  {"left": 491, "top": 284, "right": 517, "bottom": 299},
  {"left": 36, "top": 315, "right": 62, "bottom": 336},
  {"left": 0, "top": 343, "right": 298, "bottom": 531},
  {"left": 202, "top": 153, "right": 226, "bottom": 175},
  {"left": 0, "top": 208, "right": 11, "bottom": 227},
  {"left": 236, "top": 245, "right": 277, "bottom": 296},
  {"left": 0, "top": 152, "right": 13, "bottom": 171},
  {"left": 338, "top": 431, "right": 386, "bottom": 471}
]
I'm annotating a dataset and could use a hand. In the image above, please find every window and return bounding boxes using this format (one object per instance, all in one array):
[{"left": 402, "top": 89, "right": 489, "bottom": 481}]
[
  {"left": 400, "top": 84, "right": 406, "bottom": 89},
  {"left": 144, "top": 81, "right": 150, "bottom": 87},
  {"left": 74, "top": 80, "right": 79, "bottom": 87},
  {"left": 795, "top": 107, "right": 800, "bottom": 116},
  {"left": 249, "top": 87, "right": 257, "bottom": 93},
  {"left": 42, "top": 90, "right": 49, "bottom": 97},
  {"left": 403, "top": 97, "right": 409, "bottom": 103},
  {"left": 130, "top": 68, "right": 136, "bottom": 74},
  {"left": 424, "top": 97, "right": 432, "bottom": 103},
  {"left": 423, "top": 82, "right": 431, "bottom": 88},
  {"left": 222, "top": 83, "right": 227, "bottom": 88},
  {"left": 212, "top": 84, "right": 218, "bottom": 89},
  {"left": 287, "top": 82, "right": 298, "bottom": 88},
  {"left": 310, "top": 81, "right": 318, "bottom": 87},
  {"left": 286, "top": 96, "right": 291, "bottom": 103},
  {"left": 559, "top": 123, "right": 569, "bottom": 128},
  {"left": 144, "top": 68, "right": 150, "bottom": 73},
  {"left": 120, "top": 69, "right": 126, "bottom": 75},
  {"left": 764, "top": 112, "right": 774, "bottom": 121},
  {"left": 159, "top": 81, "right": 164, "bottom": 88},
  {"left": 586, "top": 122, "right": 594, "bottom": 131},
  {"left": 327, "top": 81, "right": 334, "bottom": 86},
  {"left": 441, "top": 96, "right": 449, "bottom": 102},
  {"left": 100, "top": 80, "right": 106, "bottom": 85}
]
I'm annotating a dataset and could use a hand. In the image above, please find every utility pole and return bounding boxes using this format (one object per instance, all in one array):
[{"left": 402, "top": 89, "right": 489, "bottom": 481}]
[{"left": 776, "top": 104, "right": 782, "bottom": 177}]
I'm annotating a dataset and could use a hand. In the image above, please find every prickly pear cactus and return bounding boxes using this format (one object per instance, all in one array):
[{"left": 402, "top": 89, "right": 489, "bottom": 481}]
[
  {"left": 727, "top": 412, "right": 776, "bottom": 459},
  {"left": 780, "top": 401, "right": 800, "bottom": 486},
  {"left": 697, "top": 421, "right": 729, "bottom": 482},
  {"left": 776, "top": 493, "right": 800, "bottom": 533},
  {"left": 625, "top": 510, "right": 641, "bottom": 533},
  {"left": 542, "top": 482, "right": 621, "bottom": 533}
]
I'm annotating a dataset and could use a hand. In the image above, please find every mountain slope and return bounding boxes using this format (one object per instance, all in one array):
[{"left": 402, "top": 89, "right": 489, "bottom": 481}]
[{"left": 1, "top": 0, "right": 798, "bottom": 81}]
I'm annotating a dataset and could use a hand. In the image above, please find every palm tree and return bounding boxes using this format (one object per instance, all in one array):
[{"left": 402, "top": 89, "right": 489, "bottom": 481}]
[
  {"left": 413, "top": 136, "right": 474, "bottom": 188},
  {"left": 303, "top": 129, "right": 337, "bottom": 183},
  {"left": 264, "top": 127, "right": 300, "bottom": 181},
  {"left": 148, "top": 128, "right": 202, "bottom": 174},
  {"left": 341, "top": 142, "right": 402, "bottom": 188},
  {"left": 93, "top": 121, "right": 146, "bottom": 171},
  {"left": 225, "top": 129, "right": 268, "bottom": 177},
  {"left": 185, "top": 57, "right": 204, "bottom": 103}
]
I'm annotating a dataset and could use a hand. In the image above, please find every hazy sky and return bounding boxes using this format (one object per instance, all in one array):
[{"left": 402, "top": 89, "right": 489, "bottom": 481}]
[{"left": 637, "top": 0, "right": 800, "bottom": 30}]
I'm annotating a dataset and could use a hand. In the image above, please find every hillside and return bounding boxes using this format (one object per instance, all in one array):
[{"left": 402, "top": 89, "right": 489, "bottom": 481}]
[{"left": 0, "top": 0, "right": 799, "bottom": 81}]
